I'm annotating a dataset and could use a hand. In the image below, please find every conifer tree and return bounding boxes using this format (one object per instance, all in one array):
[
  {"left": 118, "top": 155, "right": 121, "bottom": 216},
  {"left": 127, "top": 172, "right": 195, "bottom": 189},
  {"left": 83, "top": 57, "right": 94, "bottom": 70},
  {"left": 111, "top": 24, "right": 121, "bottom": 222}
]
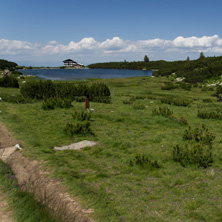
[{"left": 144, "top": 55, "right": 149, "bottom": 62}]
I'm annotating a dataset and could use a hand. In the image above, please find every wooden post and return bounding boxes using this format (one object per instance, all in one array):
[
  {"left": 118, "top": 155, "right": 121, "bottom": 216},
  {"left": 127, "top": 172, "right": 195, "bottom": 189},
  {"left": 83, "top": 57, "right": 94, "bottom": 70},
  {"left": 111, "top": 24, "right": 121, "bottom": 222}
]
[{"left": 85, "top": 98, "right": 89, "bottom": 110}]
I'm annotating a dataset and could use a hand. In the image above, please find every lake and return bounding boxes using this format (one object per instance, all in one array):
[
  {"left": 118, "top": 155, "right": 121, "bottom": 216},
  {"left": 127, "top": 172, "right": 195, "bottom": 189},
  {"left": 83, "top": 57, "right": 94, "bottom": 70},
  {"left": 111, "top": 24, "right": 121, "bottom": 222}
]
[{"left": 20, "top": 68, "right": 153, "bottom": 81}]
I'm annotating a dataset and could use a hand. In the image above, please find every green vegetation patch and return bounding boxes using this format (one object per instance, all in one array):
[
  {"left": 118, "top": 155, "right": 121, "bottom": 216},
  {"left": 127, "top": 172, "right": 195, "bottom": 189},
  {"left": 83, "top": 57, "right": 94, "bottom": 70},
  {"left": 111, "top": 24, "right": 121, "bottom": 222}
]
[{"left": 1, "top": 76, "right": 222, "bottom": 221}]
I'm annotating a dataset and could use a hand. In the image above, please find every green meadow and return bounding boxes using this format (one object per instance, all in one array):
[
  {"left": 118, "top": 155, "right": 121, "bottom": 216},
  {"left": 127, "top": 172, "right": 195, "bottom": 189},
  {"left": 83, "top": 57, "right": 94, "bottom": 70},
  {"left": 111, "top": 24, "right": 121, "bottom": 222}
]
[{"left": 1, "top": 76, "right": 222, "bottom": 221}]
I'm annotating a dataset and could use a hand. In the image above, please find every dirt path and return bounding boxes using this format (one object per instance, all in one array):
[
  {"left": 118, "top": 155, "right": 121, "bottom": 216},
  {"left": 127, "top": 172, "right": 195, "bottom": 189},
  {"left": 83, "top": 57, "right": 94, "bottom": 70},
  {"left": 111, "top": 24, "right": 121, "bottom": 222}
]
[
  {"left": 0, "top": 122, "right": 94, "bottom": 222},
  {"left": 0, "top": 123, "right": 21, "bottom": 149},
  {"left": 0, "top": 191, "right": 15, "bottom": 222},
  {"left": 0, "top": 123, "right": 17, "bottom": 222}
]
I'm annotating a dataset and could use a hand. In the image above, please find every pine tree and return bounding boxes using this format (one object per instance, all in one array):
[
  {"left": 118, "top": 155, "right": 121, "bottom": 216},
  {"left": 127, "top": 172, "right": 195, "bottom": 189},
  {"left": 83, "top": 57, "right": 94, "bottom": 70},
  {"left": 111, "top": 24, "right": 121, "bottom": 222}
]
[
  {"left": 199, "top": 52, "right": 205, "bottom": 60},
  {"left": 144, "top": 55, "right": 149, "bottom": 62}
]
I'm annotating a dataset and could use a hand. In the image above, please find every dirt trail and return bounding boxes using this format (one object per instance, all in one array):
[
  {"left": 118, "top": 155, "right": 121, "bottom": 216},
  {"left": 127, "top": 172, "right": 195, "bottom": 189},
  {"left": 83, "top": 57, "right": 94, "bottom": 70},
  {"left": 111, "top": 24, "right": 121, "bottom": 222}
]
[
  {"left": 0, "top": 191, "right": 15, "bottom": 222},
  {"left": 0, "top": 123, "right": 17, "bottom": 222},
  {"left": 0, "top": 122, "right": 94, "bottom": 222},
  {"left": 0, "top": 123, "right": 21, "bottom": 149}
]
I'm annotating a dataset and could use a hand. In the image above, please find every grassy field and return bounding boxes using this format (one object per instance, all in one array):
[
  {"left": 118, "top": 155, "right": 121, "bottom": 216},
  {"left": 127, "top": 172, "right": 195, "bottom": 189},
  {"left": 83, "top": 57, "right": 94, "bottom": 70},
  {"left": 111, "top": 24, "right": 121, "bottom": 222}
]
[{"left": 1, "top": 76, "right": 222, "bottom": 221}]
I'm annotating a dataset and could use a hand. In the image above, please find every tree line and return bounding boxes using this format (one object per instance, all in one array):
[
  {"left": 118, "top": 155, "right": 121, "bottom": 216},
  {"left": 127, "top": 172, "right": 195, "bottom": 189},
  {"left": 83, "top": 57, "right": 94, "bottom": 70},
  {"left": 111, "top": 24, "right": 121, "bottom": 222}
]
[
  {"left": 88, "top": 53, "right": 222, "bottom": 83},
  {"left": 0, "top": 59, "right": 18, "bottom": 71}
]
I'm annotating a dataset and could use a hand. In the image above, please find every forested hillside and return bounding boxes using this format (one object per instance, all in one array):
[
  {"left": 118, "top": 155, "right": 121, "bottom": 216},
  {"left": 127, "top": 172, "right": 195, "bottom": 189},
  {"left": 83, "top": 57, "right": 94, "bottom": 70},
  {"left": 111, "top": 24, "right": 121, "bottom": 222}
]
[
  {"left": 88, "top": 54, "right": 222, "bottom": 83},
  {"left": 0, "top": 59, "right": 18, "bottom": 71}
]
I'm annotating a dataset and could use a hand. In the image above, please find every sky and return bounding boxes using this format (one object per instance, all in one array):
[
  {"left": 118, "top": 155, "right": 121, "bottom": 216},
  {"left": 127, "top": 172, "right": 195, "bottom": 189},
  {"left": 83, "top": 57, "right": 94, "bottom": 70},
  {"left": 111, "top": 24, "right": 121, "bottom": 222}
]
[{"left": 1, "top": 0, "right": 222, "bottom": 66}]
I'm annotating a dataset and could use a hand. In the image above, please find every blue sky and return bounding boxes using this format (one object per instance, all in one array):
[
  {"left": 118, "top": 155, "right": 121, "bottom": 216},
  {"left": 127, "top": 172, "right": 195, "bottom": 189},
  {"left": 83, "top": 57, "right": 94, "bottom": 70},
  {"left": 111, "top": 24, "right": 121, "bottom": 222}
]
[{"left": 1, "top": 0, "right": 222, "bottom": 66}]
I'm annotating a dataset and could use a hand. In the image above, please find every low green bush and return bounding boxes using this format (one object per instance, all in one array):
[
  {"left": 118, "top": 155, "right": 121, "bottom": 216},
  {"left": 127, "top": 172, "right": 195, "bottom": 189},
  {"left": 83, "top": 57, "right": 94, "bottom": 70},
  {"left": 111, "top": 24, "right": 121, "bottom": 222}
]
[
  {"left": 183, "top": 124, "right": 215, "bottom": 146},
  {"left": 173, "top": 98, "right": 190, "bottom": 107},
  {"left": 152, "top": 106, "right": 188, "bottom": 125},
  {"left": 20, "top": 80, "right": 111, "bottom": 103},
  {"left": 1, "top": 94, "right": 32, "bottom": 104},
  {"left": 72, "top": 111, "right": 91, "bottom": 121},
  {"left": 11, "top": 70, "right": 23, "bottom": 77},
  {"left": 21, "top": 80, "right": 55, "bottom": 99},
  {"left": 152, "top": 106, "right": 173, "bottom": 117},
  {"left": 133, "top": 101, "right": 145, "bottom": 110},
  {"left": 135, "top": 95, "right": 147, "bottom": 100},
  {"left": 203, "top": 98, "right": 213, "bottom": 103},
  {"left": 129, "top": 154, "right": 160, "bottom": 169},
  {"left": 161, "top": 81, "right": 177, "bottom": 90},
  {"left": 177, "top": 116, "right": 188, "bottom": 125},
  {"left": 173, "top": 143, "right": 213, "bottom": 168},
  {"left": 197, "top": 108, "right": 222, "bottom": 120},
  {"left": 160, "top": 96, "right": 190, "bottom": 107},
  {"left": 173, "top": 125, "right": 215, "bottom": 168},
  {"left": 122, "top": 100, "right": 133, "bottom": 104},
  {"left": 92, "top": 96, "right": 111, "bottom": 104},
  {"left": 178, "top": 82, "right": 192, "bottom": 91},
  {"left": 42, "top": 98, "right": 55, "bottom": 110},
  {"left": 89, "top": 82, "right": 111, "bottom": 99},
  {"left": 42, "top": 97, "right": 72, "bottom": 110},
  {"left": 74, "top": 96, "right": 85, "bottom": 102},
  {"left": 0, "top": 75, "right": 19, "bottom": 88},
  {"left": 64, "top": 121, "right": 93, "bottom": 136}
]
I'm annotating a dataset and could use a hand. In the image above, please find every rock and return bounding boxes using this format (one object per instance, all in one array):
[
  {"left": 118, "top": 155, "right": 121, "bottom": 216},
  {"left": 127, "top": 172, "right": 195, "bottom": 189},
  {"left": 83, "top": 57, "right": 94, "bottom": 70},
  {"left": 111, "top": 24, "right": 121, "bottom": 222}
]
[
  {"left": 0, "top": 144, "right": 22, "bottom": 162},
  {"left": 54, "top": 140, "right": 97, "bottom": 151}
]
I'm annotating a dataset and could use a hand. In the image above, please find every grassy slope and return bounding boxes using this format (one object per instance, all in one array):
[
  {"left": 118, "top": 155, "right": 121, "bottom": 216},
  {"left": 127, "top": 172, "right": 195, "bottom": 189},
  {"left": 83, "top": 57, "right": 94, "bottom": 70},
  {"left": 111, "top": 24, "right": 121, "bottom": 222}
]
[{"left": 1, "top": 77, "right": 222, "bottom": 221}]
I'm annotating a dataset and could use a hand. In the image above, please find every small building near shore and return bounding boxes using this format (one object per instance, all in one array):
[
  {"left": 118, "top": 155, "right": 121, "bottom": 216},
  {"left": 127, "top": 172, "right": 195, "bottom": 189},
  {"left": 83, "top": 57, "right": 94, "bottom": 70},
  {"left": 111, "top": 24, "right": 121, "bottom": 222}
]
[{"left": 63, "top": 59, "right": 83, "bottom": 67}]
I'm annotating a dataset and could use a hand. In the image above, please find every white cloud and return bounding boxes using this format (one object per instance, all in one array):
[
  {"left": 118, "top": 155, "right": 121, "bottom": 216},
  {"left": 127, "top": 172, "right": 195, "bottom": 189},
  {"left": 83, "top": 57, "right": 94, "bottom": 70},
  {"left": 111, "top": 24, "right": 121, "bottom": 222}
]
[
  {"left": 173, "top": 35, "right": 220, "bottom": 48},
  {"left": 100, "top": 37, "right": 126, "bottom": 51},
  {"left": 0, "top": 39, "right": 33, "bottom": 55},
  {"left": 1, "top": 35, "right": 222, "bottom": 65}
]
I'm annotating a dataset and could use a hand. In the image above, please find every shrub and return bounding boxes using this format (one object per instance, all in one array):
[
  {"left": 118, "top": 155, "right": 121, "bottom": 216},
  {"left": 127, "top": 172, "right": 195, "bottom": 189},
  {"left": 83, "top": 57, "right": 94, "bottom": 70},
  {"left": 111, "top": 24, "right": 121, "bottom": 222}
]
[
  {"left": 197, "top": 108, "right": 222, "bottom": 120},
  {"left": 11, "top": 71, "right": 23, "bottom": 76},
  {"left": 133, "top": 101, "right": 145, "bottom": 110},
  {"left": 135, "top": 95, "right": 147, "bottom": 100},
  {"left": 42, "top": 97, "right": 72, "bottom": 109},
  {"left": 173, "top": 98, "right": 190, "bottom": 107},
  {"left": 178, "top": 82, "right": 192, "bottom": 91},
  {"left": 146, "top": 95, "right": 157, "bottom": 100},
  {"left": 122, "top": 100, "right": 133, "bottom": 104},
  {"left": 92, "top": 96, "right": 111, "bottom": 104},
  {"left": 160, "top": 96, "right": 173, "bottom": 105},
  {"left": 89, "top": 82, "right": 111, "bottom": 99},
  {"left": 64, "top": 121, "right": 93, "bottom": 136},
  {"left": 173, "top": 125, "right": 215, "bottom": 167},
  {"left": 42, "top": 98, "right": 55, "bottom": 110},
  {"left": 72, "top": 111, "right": 91, "bottom": 121},
  {"left": 153, "top": 106, "right": 188, "bottom": 125},
  {"left": 152, "top": 106, "right": 173, "bottom": 117},
  {"left": 160, "top": 96, "right": 190, "bottom": 107},
  {"left": 20, "top": 80, "right": 111, "bottom": 103},
  {"left": 1, "top": 94, "right": 32, "bottom": 104},
  {"left": 21, "top": 80, "right": 55, "bottom": 99},
  {"left": 203, "top": 98, "right": 213, "bottom": 103},
  {"left": 183, "top": 124, "right": 215, "bottom": 146},
  {"left": 161, "top": 81, "right": 177, "bottom": 90},
  {"left": 75, "top": 96, "right": 86, "bottom": 102},
  {"left": 129, "top": 154, "right": 160, "bottom": 169},
  {"left": 178, "top": 116, "right": 188, "bottom": 125},
  {"left": 173, "top": 143, "right": 213, "bottom": 168},
  {"left": 0, "top": 75, "right": 19, "bottom": 88}
]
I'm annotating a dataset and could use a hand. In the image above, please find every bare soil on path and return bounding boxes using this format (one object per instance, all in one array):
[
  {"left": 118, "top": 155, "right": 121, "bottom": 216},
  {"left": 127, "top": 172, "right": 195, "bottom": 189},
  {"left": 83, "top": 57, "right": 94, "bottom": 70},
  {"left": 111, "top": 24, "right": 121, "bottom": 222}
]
[
  {"left": 0, "top": 123, "right": 21, "bottom": 149},
  {"left": 0, "top": 191, "right": 15, "bottom": 222},
  {"left": 0, "top": 123, "right": 17, "bottom": 222}
]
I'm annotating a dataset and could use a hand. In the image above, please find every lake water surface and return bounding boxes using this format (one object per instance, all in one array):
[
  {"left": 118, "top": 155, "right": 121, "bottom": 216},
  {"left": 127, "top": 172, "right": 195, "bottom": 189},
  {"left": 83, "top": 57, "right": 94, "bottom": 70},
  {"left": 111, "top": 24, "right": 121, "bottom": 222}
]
[{"left": 20, "top": 69, "right": 153, "bottom": 81}]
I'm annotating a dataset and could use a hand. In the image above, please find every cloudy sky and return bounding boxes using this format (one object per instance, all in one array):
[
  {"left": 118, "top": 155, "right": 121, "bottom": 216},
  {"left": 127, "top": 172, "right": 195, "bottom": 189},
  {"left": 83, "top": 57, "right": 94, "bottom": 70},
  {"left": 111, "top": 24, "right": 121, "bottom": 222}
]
[{"left": 1, "top": 0, "right": 222, "bottom": 66}]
